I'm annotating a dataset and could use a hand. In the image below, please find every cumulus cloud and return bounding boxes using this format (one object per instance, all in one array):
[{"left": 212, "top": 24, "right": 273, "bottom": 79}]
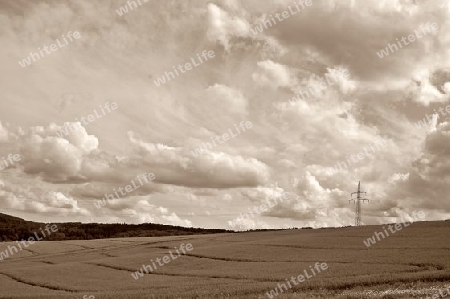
[
  {"left": 1, "top": 183, "right": 89, "bottom": 217},
  {"left": 252, "top": 60, "right": 293, "bottom": 90},
  {"left": 227, "top": 217, "right": 271, "bottom": 231},
  {"left": 206, "top": 3, "right": 250, "bottom": 51},
  {"left": 269, "top": 0, "right": 449, "bottom": 80},
  {"left": 126, "top": 130, "right": 270, "bottom": 188},
  {"left": 205, "top": 84, "right": 248, "bottom": 115},
  {"left": 18, "top": 122, "right": 98, "bottom": 182},
  {"left": 407, "top": 69, "right": 450, "bottom": 106},
  {"left": 115, "top": 199, "right": 192, "bottom": 227},
  {"left": 388, "top": 173, "right": 410, "bottom": 184},
  {"left": 0, "top": 121, "right": 9, "bottom": 142},
  {"left": 241, "top": 184, "right": 287, "bottom": 203}
]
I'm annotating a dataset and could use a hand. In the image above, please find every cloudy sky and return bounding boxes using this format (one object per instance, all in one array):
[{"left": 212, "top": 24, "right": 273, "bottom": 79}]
[{"left": 1, "top": 0, "right": 450, "bottom": 230}]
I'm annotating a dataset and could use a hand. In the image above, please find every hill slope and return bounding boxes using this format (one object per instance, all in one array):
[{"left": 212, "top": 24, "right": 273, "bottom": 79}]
[{"left": 0, "top": 212, "right": 228, "bottom": 241}]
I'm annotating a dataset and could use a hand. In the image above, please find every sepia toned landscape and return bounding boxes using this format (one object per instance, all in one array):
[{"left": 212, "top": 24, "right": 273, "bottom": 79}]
[{"left": 2, "top": 0, "right": 450, "bottom": 298}]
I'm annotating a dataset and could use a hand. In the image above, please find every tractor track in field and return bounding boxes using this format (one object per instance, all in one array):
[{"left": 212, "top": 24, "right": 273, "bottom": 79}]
[
  {"left": 0, "top": 272, "right": 78, "bottom": 293},
  {"left": 181, "top": 247, "right": 444, "bottom": 267},
  {"left": 0, "top": 236, "right": 199, "bottom": 265},
  {"left": 87, "top": 261, "right": 279, "bottom": 283}
]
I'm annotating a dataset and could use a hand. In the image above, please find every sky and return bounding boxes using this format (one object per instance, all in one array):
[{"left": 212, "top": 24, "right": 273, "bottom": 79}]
[{"left": 0, "top": 0, "right": 450, "bottom": 230}]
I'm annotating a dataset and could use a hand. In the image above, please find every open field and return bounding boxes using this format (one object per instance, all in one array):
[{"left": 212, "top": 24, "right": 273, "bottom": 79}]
[{"left": 0, "top": 221, "right": 449, "bottom": 299}]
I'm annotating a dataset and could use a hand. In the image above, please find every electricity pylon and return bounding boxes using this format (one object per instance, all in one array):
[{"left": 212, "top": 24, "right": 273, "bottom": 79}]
[{"left": 349, "top": 181, "right": 369, "bottom": 226}]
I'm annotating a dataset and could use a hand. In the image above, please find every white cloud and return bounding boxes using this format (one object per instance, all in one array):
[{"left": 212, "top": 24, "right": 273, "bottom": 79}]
[
  {"left": 408, "top": 69, "right": 450, "bottom": 106},
  {"left": 0, "top": 121, "right": 9, "bottom": 142},
  {"left": 205, "top": 84, "right": 248, "bottom": 115},
  {"left": 227, "top": 217, "right": 271, "bottom": 231},
  {"left": 18, "top": 123, "right": 98, "bottom": 182},
  {"left": 206, "top": 3, "right": 250, "bottom": 51},
  {"left": 388, "top": 173, "right": 410, "bottom": 184},
  {"left": 252, "top": 60, "right": 292, "bottom": 90}
]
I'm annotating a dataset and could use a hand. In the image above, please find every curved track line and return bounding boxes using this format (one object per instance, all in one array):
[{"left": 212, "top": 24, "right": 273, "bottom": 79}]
[
  {"left": 0, "top": 237, "right": 196, "bottom": 264},
  {"left": 0, "top": 272, "right": 78, "bottom": 292},
  {"left": 182, "top": 253, "right": 428, "bottom": 266},
  {"left": 87, "top": 262, "right": 273, "bottom": 282}
]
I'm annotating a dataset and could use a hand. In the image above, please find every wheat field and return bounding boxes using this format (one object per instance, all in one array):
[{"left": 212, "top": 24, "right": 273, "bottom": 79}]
[{"left": 0, "top": 221, "right": 449, "bottom": 299}]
